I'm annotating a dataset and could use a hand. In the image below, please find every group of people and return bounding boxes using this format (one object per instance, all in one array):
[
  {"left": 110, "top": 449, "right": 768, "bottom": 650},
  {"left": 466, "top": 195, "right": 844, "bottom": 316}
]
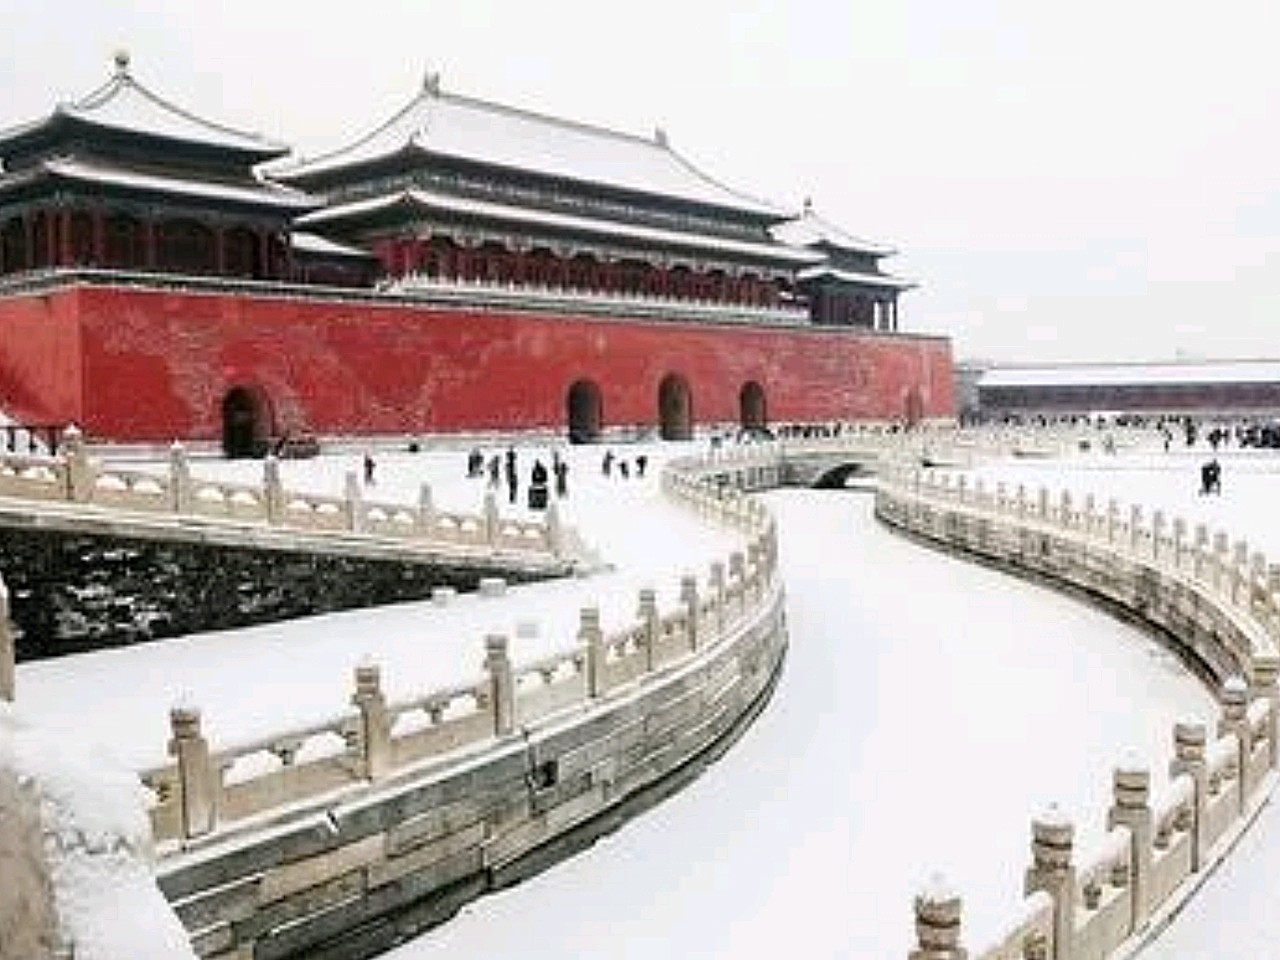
[
  {"left": 467, "top": 447, "right": 569, "bottom": 509},
  {"left": 600, "top": 449, "right": 647, "bottom": 479}
]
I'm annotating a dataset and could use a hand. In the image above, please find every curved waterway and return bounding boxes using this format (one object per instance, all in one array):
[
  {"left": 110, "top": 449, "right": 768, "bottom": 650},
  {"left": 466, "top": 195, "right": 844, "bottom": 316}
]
[{"left": 389, "top": 491, "right": 1214, "bottom": 958}]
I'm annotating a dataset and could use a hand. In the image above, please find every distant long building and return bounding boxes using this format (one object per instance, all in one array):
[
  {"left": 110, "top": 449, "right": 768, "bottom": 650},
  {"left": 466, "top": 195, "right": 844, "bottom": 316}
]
[
  {"left": 974, "top": 360, "right": 1280, "bottom": 418},
  {"left": 0, "top": 54, "right": 953, "bottom": 451}
]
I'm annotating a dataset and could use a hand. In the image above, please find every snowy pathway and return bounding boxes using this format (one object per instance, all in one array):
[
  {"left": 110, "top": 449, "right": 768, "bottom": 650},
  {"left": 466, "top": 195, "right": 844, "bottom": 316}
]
[
  {"left": 381, "top": 490, "right": 1210, "bottom": 958},
  {"left": 10, "top": 446, "right": 1238, "bottom": 956}
]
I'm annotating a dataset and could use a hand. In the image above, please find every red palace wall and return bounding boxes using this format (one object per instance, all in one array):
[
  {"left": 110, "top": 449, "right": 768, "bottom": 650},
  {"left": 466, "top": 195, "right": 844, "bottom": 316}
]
[{"left": 0, "top": 284, "right": 955, "bottom": 441}]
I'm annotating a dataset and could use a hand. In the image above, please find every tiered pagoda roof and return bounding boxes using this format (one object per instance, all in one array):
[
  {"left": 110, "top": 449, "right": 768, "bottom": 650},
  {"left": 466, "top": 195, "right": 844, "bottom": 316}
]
[
  {"left": 274, "top": 74, "right": 784, "bottom": 222},
  {"left": 773, "top": 201, "right": 914, "bottom": 291},
  {"left": 771, "top": 203, "right": 896, "bottom": 256},
  {"left": 0, "top": 52, "right": 315, "bottom": 214}
]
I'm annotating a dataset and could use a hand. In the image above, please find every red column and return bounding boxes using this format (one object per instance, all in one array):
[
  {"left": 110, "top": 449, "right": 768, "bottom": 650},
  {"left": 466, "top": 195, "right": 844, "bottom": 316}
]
[
  {"left": 214, "top": 226, "right": 226, "bottom": 275},
  {"left": 58, "top": 210, "right": 72, "bottom": 266},
  {"left": 145, "top": 220, "right": 158, "bottom": 269},
  {"left": 24, "top": 213, "right": 35, "bottom": 271},
  {"left": 91, "top": 210, "right": 105, "bottom": 266}
]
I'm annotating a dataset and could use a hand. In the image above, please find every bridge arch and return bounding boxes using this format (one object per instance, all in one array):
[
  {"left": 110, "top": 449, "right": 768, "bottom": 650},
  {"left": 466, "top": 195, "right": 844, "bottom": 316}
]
[
  {"left": 739, "top": 381, "right": 767, "bottom": 431},
  {"left": 811, "top": 461, "right": 873, "bottom": 489},
  {"left": 658, "top": 373, "right": 693, "bottom": 441},
  {"left": 221, "top": 386, "right": 273, "bottom": 458},
  {"left": 566, "top": 379, "right": 603, "bottom": 444}
]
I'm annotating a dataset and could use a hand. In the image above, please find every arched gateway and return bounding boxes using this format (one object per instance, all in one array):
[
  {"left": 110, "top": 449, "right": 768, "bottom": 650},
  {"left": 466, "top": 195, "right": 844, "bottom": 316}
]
[
  {"left": 739, "top": 381, "right": 767, "bottom": 431},
  {"left": 658, "top": 374, "right": 693, "bottom": 441},
  {"left": 221, "top": 387, "right": 272, "bottom": 458},
  {"left": 566, "top": 379, "right": 603, "bottom": 443}
]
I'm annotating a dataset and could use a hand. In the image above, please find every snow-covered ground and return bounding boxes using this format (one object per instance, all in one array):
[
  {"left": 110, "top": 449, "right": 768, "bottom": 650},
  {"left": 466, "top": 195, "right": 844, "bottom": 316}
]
[{"left": 13, "top": 441, "right": 1274, "bottom": 957}]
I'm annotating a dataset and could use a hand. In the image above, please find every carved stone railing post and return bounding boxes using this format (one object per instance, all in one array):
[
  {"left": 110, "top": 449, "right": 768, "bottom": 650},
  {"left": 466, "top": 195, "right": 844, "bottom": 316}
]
[
  {"left": 1107, "top": 764, "right": 1153, "bottom": 931},
  {"left": 1212, "top": 532, "right": 1229, "bottom": 593},
  {"left": 415, "top": 482, "right": 436, "bottom": 536},
  {"left": 1230, "top": 541, "right": 1248, "bottom": 606},
  {"left": 1169, "top": 720, "right": 1208, "bottom": 871},
  {"left": 1037, "top": 486, "right": 1049, "bottom": 520},
  {"left": 484, "top": 634, "right": 515, "bottom": 737},
  {"left": 351, "top": 660, "right": 390, "bottom": 781},
  {"left": 1025, "top": 807, "right": 1076, "bottom": 960},
  {"left": 637, "top": 588, "right": 659, "bottom": 672},
  {"left": 1129, "top": 505, "right": 1143, "bottom": 552},
  {"left": 344, "top": 470, "right": 365, "bottom": 533},
  {"left": 1172, "top": 517, "right": 1187, "bottom": 570},
  {"left": 1251, "top": 655, "right": 1280, "bottom": 771},
  {"left": 1083, "top": 493, "right": 1097, "bottom": 537},
  {"left": 169, "top": 705, "right": 216, "bottom": 839},
  {"left": 729, "top": 550, "right": 746, "bottom": 614},
  {"left": 579, "top": 607, "right": 605, "bottom": 698},
  {"left": 680, "top": 574, "right": 700, "bottom": 651},
  {"left": 710, "top": 561, "right": 726, "bottom": 632},
  {"left": 1151, "top": 511, "right": 1165, "bottom": 561},
  {"left": 545, "top": 500, "right": 563, "bottom": 555},
  {"left": 169, "top": 441, "right": 193, "bottom": 513},
  {"left": 1059, "top": 490, "right": 1072, "bottom": 531},
  {"left": 909, "top": 875, "right": 968, "bottom": 960},
  {"left": 0, "top": 575, "right": 13, "bottom": 702},
  {"left": 1219, "top": 676, "right": 1252, "bottom": 810},
  {"left": 1106, "top": 499, "right": 1119, "bottom": 544},
  {"left": 61, "top": 423, "right": 94, "bottom": 503},
  {"left": 1193, "top": 524, "right": 1209, "bottom": 579},
  {"left": 262, "top": 455, "right": 284, "bottom": 524},
  {"left": 484, "top": 490, "right": 500, "bottom": 547}
]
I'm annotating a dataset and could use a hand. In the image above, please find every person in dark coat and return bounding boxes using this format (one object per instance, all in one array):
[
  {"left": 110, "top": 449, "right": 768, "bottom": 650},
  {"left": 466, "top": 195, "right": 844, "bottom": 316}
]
[
  {"left": 635, "top": 454, "right": 648, "bottom": 478},
  {"left": 553, "top": 457, "right": 569, "bottom": 497},
  {"left": 505, "top": 448, "right": 518, "bottom": 504},
  {"left": 363, "top": 452, "right": 376, "bottom": 485}
]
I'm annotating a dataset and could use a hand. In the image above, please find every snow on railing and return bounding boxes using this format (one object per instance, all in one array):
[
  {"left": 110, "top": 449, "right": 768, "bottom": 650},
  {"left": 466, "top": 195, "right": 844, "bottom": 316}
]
[
  {"left": 0, "top": 426, "right": 564, "bottom": 561},
  {"left": 878, "top": 463, "right": 1280, "bottom": 960},
  {"left": 128, "top": 449, "right": 780, "bottom": 845}
]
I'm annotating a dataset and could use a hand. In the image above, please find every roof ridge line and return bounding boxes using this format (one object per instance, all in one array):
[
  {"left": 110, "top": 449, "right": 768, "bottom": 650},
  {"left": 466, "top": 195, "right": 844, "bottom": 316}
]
[
  {"left": 434, "top": 86, "right": 667, "bottom": 152},
  {"left": 277, "top": 90, "right": 431, "bottom": 176},
  {"left": 71, "top": 69, "right": 285, "bottom": 152}
]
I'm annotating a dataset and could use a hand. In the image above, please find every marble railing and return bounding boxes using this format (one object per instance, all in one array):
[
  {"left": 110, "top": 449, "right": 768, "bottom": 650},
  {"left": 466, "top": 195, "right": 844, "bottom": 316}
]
[
  {"left": 0, "top": 426, "right": 561, "bottom": 559},
  {"left": 133, "top": 453, "right": 778, "bottom": 845},
  {"left": 877, "top": 466, "right": 1279, "bottom": 960}
]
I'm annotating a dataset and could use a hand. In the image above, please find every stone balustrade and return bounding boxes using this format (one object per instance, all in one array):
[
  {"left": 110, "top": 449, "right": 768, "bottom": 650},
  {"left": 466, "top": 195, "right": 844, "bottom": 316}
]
[
  {"left": 124, "top": 451, "right": 779, "bottom": 847},
  {"left": 0, "top": 426, "right": 562, "bottom": 560},
  {"left": 878, "top": 465, "right": 1280, "bottom": 960}
]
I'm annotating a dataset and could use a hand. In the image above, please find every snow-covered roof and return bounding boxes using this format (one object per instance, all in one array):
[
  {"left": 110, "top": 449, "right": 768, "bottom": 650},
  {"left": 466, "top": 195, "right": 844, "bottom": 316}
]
[
  {"left": 0, "top": 53, "right": 288, "bottom": 161},
  {"left": 274, "top": 78, "right": 783, "bottom": 219},
  {"left": 0, "top": 157, "right": 317, "bottom": 210},
  {"left": 796, "top": 264, "right": 915, "bottom": 289},
  {"left": 290, "top": 232, "right": 375, "bottom": 259},
  {"left": 980, "top": 360, "right": 1280, "bottom": 389},
  {"left": 297, "top": 188, "right": 822, "bottom": 266},
  {"left": 772, "top": 204, "right": 896, "bottom": 256}
]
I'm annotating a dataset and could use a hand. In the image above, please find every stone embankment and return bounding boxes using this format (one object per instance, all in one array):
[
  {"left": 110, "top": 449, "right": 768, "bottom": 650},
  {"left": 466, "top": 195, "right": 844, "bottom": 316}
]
[
  {"left": 0, "top": 443, "right": 789, "bottom": 960},
  {"left": 0, "top": 427, "right": 571, "bottom": 657},
  {"left": 877, "top": 465, "right": 1279, "bottom": 960}
]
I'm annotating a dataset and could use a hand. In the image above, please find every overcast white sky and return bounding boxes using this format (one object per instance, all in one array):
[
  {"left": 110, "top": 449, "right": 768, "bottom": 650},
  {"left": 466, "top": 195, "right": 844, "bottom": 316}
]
[{"left": 3, "top": 0, "right": 1279, "bottom": 364}]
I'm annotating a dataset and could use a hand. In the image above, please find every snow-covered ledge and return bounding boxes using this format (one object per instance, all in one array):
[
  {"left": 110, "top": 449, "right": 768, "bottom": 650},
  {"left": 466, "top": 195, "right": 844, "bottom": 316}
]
[{"left": 877, "top": 465, "right": 1280, "bottom": 960}]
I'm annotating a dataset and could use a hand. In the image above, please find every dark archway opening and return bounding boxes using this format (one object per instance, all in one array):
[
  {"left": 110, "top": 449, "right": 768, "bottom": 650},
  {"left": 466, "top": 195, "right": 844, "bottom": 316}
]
[
  {"left": 567, "top": 379, "right": 603, "bottom": 444},
  {"left": 222, "top": 387, "right": 272, "bottom": 458},
  {"left": 658, "top": 373, "right": 693, "bottom": 441},
  {"left": 739, "top": 381, "right": 767, "bottom": 432},
  {"left": 812, "top": 462, "right": 872, "bottom": 490}
]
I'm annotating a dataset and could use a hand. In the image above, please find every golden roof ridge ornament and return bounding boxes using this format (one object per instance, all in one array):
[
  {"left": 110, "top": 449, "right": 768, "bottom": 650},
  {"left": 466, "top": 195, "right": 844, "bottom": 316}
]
[
  {"left": 422, "top": 68, "right": 441, "bottom": 95},
  {"left": 113, "top": 49, "right": 131, "bottom": 78}
]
